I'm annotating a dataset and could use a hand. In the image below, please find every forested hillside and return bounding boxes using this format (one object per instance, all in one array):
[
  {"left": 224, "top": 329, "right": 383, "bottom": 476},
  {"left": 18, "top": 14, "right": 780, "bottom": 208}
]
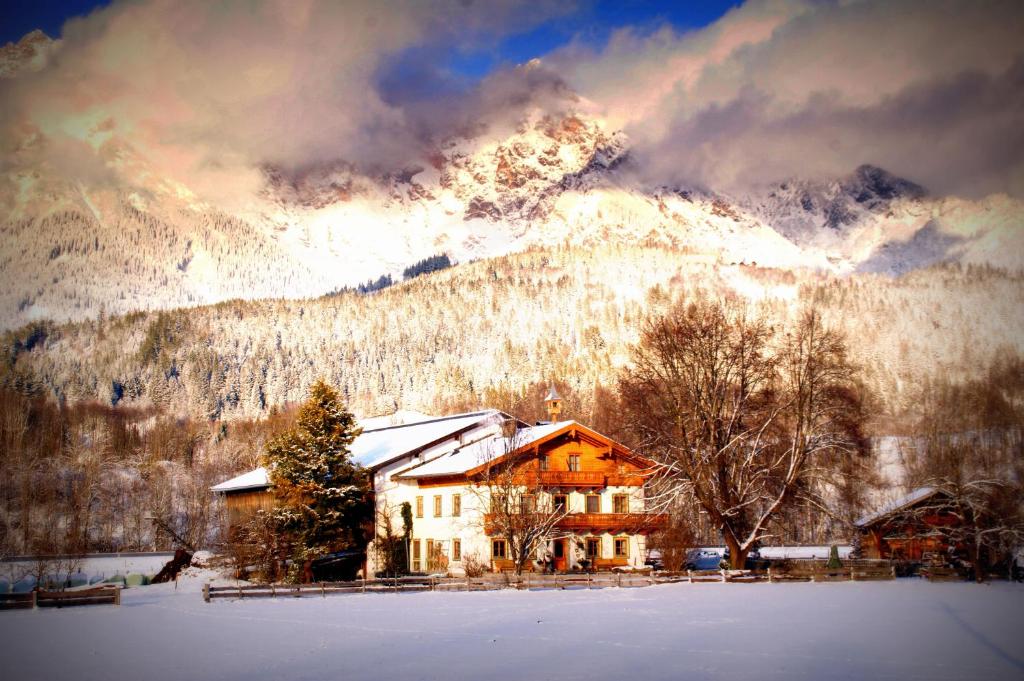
[{"left": 3, "top": 245, "right": 1021, "bottom": 421}]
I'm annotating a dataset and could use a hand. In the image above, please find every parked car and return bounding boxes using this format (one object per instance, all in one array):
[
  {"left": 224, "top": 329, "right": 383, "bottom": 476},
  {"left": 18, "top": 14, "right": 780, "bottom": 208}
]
[{"left": 685, "top": 549, "right": 725, "bottom": 571}]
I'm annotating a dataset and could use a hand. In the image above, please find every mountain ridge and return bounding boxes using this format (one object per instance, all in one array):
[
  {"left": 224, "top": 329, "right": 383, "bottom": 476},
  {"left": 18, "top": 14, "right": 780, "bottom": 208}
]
[{"left": 1, "top": 31, "right": 1022, "bottom": 329}]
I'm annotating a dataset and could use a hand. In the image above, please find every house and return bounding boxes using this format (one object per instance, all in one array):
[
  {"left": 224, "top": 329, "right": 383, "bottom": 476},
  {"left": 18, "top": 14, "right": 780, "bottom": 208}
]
[
  {"left": 854, "top": 487, "right": 954, "bottom": 560},
  {"left": 212, "top": 395, "right": 667, "bottom": 575},
  {"left": 211, "top": 408, "right": 512, "bottom": 534}
]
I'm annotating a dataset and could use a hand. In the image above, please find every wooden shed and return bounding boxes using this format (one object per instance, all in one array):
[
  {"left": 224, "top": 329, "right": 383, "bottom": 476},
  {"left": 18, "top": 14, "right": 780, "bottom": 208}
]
[
  {"left": 855, "top": 487, "right": 955, "bottom": 561},
  {"left": 211, "top": 467, "right": 273, "bottom": 530}
]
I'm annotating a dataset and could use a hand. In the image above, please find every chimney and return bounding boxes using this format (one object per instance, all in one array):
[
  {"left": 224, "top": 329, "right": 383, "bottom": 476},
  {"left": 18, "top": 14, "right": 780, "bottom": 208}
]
[{"left": 544, "top": 386, "right": 563, "bottom": 422}]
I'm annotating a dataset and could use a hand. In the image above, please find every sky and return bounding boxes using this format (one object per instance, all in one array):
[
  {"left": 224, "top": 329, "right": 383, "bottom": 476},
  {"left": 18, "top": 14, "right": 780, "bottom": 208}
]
[
  {"left": 1, "top": 1, "right": 741, "bottom": 73},
  {"left": 1, "top": 0, "right": 1023, "bottom": 207}
]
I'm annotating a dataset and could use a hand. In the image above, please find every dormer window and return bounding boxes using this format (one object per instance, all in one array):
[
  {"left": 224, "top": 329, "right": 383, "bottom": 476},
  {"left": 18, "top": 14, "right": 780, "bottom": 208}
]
[
  {"left": 539, "top": 455, "right": 549, "bottom": 471},
  {"left": 568, "top": 454, "right": 580, "bottom": 472}
]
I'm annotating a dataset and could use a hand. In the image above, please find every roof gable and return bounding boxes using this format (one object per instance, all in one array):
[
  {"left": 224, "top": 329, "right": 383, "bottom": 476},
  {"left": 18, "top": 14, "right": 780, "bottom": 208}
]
[
  {"left": 855, "top": 486, "right": 943, "bottom": 528},
  {"left": 397, "top": 420, "right": 653, "bottom": 480}
]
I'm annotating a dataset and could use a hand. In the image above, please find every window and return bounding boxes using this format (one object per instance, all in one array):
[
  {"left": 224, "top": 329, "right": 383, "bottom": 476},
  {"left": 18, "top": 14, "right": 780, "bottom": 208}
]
[
  {"left": 568, "top": 454, "right": 580, "bottom": 472},
  {"left": 586, "top": 537, "right": 601, "bottom": 559},
  {"left": 415, "top": 496, "right": 423, "bottom": 518},
  {"left": 452, "top": 494, "right": 461, "bottom": 517},
  {"left": 539, "top": 454, "right": 549, "bottom": 471},
  {"left": 613, "top": 494, "right": 629, "bottom": 514},
  {"left": 433, "top": 495, "right": 442, "bottom": 517},
  {"left": 521, "top": 494, "right": 536, "bottom": 514},
  {"left": 452, "top": 538, "right": 462, "bottom": 562},
  {"left": 553, "top": 494, "right": 567, "bottom": 512},
  {"left": 491, "top": 493, "right": 507, "bottom": 514},
  {"left": 614, "top": 537, "right": 629, "bottom": 558},
  {"left": 412, "top": 539, "right": 421, "bottom": 571},
  {"left": 492, "top": 539, "right": 507, "bottom": 559},
  {"left": 586, "top": 494, "right": 600, "bottom": 514}
]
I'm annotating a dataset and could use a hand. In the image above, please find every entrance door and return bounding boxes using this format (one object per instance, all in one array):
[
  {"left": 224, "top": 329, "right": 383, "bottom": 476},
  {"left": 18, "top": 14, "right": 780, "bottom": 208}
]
[{"left": 553, "top": 538, "right": 567, "bottom": 572}]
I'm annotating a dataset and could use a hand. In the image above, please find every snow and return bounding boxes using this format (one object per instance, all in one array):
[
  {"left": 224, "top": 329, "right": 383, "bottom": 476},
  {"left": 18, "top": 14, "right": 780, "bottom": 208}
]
[
  {"left": 757, "top": 546, "right": 853, "bottom": 560},
  {"left": 210, "top": 466, "right": 269, "bottom": 492},
  {"left": 1, "top": 577, "right": 1022, "bottom": 680},
  {"left": 1, "top": 553, "right": 176, "bottom": 583},
  {"left": 350, "top": 410, "right": 501, "bottom": 470},
  {"left": 211, "top": 410, "right": 503, "bottom": 493},
  {"left": 855, "top": 486, "right": 938, "bottom": 528},
  {"left": 398, "top": 421, "right": 569, "bottom": 478}
]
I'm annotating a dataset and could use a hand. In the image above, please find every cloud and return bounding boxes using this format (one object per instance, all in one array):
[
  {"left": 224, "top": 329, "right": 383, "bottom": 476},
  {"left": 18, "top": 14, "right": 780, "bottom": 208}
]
[
  {"left": 552, "top": 0, "right": 1024, "bottom": 197},
  {"left": 3, "top": 0, "right": 1022, "bottom": 209},
  {"left": 0, "top": 0, "right": 572, "bottom": 208}
]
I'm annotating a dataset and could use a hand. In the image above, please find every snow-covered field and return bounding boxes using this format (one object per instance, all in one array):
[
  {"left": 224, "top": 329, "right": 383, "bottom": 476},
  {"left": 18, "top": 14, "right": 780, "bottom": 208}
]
[
  {"left": 1, "top": 553, "right": 175, "bottom": 583},
  {"left": 1, "top": 574, "right": 1021, "bottom": 681}
]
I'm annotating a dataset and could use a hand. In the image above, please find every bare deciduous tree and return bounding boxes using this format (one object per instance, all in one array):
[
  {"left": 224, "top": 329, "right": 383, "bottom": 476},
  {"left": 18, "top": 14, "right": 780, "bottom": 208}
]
[
  {"left": 471, "top": 422, "right": 570, "bottom": 575},
  {"left": 904, "top": 359, "right": 1024, "bottom": 580},
  {"left": 619, "top": 300, "right": 868, "bottom": 569}
]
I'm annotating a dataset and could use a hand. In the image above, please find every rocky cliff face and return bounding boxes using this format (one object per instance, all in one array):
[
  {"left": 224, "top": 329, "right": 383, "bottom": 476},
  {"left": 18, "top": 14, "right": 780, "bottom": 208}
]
[{"left": 1, "top": 35, "right": 1021, "bottom": 331}]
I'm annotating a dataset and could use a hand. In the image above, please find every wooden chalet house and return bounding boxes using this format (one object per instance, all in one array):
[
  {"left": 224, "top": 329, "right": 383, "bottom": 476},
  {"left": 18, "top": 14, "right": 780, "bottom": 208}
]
[{"left": 212, "top": 394, "right": 667, "bottom": 575}]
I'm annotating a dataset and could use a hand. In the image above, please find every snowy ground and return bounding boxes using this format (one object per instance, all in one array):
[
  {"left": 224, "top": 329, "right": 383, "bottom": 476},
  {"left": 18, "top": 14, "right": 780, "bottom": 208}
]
[
  {"left": 0, "top": 574, "right": 1021, "bottom": 681},
  {"left": 1, "top": 553, "right": 175, "bottom": 583}
]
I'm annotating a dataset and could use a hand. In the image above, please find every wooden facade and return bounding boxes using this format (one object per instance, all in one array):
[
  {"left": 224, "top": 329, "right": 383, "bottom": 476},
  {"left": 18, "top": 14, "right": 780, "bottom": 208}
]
[
  {"left": 223, "top": 489, "right": 274, "bottom": 530},
  {"left": 422, "top": 422, "right": 667, "bottom": 572},
  {"left": 856, "top": 489, "right": 956, "bottom": 561}
]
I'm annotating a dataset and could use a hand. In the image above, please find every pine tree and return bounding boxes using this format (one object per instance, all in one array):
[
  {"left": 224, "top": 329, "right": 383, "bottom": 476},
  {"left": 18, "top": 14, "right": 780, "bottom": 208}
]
[
  {"left": 826, "top": 544, "right": 842, "bottom": 569},
  {"left": 265, "top": 379, "right": 372, "bottom": 582}
]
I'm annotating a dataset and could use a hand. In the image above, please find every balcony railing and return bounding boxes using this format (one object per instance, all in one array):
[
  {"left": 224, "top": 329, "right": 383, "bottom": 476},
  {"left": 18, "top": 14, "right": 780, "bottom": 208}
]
[
  {"left": 535, "top": 471, "right": 606, "bottom": 487},
  {"left": 555, "top": 513, "right": 668, "bottom": 532}
]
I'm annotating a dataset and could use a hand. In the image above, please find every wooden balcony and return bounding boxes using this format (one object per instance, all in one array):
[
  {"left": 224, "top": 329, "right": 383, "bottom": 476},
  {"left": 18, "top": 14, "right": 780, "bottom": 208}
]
[
  {"left": 535, "top": 470, "right": 606, "bottom": 487},
  {"left": 554, "top": 513, "right": 669, "bottom": 533}
]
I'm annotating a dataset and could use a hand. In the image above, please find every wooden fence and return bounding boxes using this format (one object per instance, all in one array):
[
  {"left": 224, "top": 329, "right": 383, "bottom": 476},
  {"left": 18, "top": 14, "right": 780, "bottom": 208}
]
[
  {"left": 203, "top": 562, "right": 901, "bottom": 602},
  {"left": 0, "top": 586, "right": 120, "bottom": 610},
  {"left": 766, "top": 560, "right": 896, "bottom": 583},
  {"left": 203, "top": 573, "right": 659, "bottom": 601}
]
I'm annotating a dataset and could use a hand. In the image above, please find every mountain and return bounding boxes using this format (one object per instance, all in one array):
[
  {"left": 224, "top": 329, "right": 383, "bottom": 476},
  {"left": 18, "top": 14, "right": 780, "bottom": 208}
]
[
  {"left": 4, "top": 246, "right": 1021, "bottom": 422},
  {"left": 1, "top": 33, "right": 1022, "bottom": 332}
]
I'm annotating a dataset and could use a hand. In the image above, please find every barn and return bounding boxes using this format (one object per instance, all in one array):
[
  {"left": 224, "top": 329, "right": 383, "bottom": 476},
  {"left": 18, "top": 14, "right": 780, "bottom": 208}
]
[{"left": 854, "top": 487, "right": 955, "bottom": 561}]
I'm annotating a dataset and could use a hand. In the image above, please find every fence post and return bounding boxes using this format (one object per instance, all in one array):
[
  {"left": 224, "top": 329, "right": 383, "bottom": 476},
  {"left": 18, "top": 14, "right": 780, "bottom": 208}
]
[
  {"left": 767, "top": 567, "right": 773, "bottom": 584},
  {"left": 362, "top": 576, "right": 366, "bottom": 594},
  {"left": 465, "top": 575, "right": 470, "bottom": 592},
  {"left": 616, "top": 572, "right": 622, "bottom": 588},
  {"left": 321, "top": 582, "right": 326, "bottom": 598},
  {"left": 203, "top": 583, "right": 210, "bottom": 603},
  {"left": 720, "top": 569, "right": 726, "bottom": 583},
  {"left": 271, "top": 584, "right": 276, "bottom": 598},
  {"left": 850, "top": 567, "right": 855, "bottom": 582},
  {"left": 686, "top": 569, "right": 693, "bottom": 583},
  {"left": 587, "top": 572, "right": 592, "bottom": 590},
  {"left": 113, "top": 587, "right": 121, "bottom": 606}
]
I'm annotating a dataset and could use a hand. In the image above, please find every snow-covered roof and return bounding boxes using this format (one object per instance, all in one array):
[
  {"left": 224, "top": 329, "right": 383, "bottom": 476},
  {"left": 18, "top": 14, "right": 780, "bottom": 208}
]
[
  {"left": 855, "top": 486, "right": 939, "bottom": 528},
  {"left": 211, "top": 409, "right": 507, "bottom": 492},
  {"left": 350, "top": 409, "right": 503, "bottom": 469},
  {"left": 211, "top": 467, "right": 269, "bottom": 493},
  {"left": 397, "top": 421, "right": 570, "bottom": 478}
]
